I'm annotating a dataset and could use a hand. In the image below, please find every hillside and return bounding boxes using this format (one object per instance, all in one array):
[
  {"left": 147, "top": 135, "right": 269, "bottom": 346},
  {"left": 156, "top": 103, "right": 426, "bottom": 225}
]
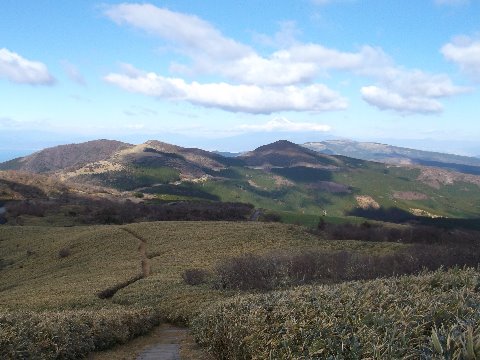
[
  {"left": 1, "top": 221, "right": 479, "bottom": 358},
  {"left": 2, "top": 139, "right": 480, "bottom": 222},
  {"left": 240, "top": 140, "right": 340, "bottom": 168},
  {"left": 0, "top": 139, "right": 131, "bottom": 173},
  {"left": 304, "top": 139, "right": 480, "bottom": 175}
]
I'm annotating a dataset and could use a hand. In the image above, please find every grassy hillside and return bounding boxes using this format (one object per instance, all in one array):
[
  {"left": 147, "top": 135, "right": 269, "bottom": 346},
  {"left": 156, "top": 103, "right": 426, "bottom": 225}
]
[
  {"left": 0, "top": 221, "right": 405, "bottom": 357},
  {"left": 1, "top": 220, "right": 479, "bottom": 358}
]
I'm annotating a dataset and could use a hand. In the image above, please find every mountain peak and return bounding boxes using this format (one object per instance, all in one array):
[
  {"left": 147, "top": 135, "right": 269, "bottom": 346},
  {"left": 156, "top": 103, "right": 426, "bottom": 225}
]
[
  {"left": 0, "top": 139, "right": 132, "bottom": 173},
  {"left": 241, "top": 140, "right": 339, "bottom": 168}
]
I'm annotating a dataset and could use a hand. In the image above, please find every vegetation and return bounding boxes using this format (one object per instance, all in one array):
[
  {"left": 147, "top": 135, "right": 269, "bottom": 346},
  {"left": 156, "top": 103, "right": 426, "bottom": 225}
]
[
  {"left": 211, "top": 245, "right": 480, "bottom": 291},
  {"left": 0, "top": 221, "right": 404, "bottom": 357},
  {"left": 0, "top": 308, "right": 160, "bottom": 359},
  {"left": 192, "top": 268, "right": 480, "bottom": 359},
  {"left": 3, "top": 197, "right": 254, "bottom": 225}
]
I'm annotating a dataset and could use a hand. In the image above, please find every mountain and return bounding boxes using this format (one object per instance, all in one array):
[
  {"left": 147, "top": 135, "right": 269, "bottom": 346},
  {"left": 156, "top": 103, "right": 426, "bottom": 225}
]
[
  {"left": 240, "top": 140, "right": 340, "bottom": 168},
  {"left": 2, "top": 139, "right": 480, "bottom": 222},
  {"left": 213, "top": 151, "right": 242, "bottom": 158},
  {"left": 0, "top": 139, "right": 131, "bottom": 173},
  {"left": 304, "top": 140, "right": 480, "bottom": 175}
]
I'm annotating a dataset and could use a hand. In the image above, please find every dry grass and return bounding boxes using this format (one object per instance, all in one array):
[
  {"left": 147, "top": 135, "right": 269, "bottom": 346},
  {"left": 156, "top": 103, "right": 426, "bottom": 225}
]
[
  {"left": 192, "top": 267, "right": 480, "bottom": 359},
  {"left": 2, "top": 221, "right": 456, "bottom": 358}
]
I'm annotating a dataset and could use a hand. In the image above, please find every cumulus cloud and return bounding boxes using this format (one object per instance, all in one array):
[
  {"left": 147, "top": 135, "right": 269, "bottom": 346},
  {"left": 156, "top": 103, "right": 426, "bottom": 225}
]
[
  {"left": 441, "top": 36, "right": 480, "bottom": 81},
  {"left": 104, "top": 3, "right": 251, "bottom": 61},
  {"left": 0, "top": 48, "right": 55, "bottom": 85},
  {"left": 104, "top": 3, "right": 388, "bottom": 86},
  {"left": 252, "top": 21, "right": 301, "bottom": 48},
  {"left": 361, "top": 86, "right": 443, "bottom": 114},
  {"left": 105, "top": 66, "right": 347, "bottom": 114},
  {"left": 361, "top": 69, "right": 470, "bottom": 114},
  {"left": 238, "top": 117, "right": 331, "bottom": 132},
  {"left": 224, "top": 44, "right": 391, "bottom": 86},
  {"left": 104, "top": 3, "right": 466, "bottom": 115}
]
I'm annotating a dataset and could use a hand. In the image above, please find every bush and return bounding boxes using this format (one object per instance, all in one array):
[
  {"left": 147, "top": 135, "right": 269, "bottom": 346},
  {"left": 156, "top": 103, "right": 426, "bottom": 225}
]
[
  {"left": 192, "top": 268, "right": 480, "bottom": 359},
  {"left": 215, "top": 254, "right": 287, "bottom": 291},
  {"left": 58, "top": 247, "right": 71, "bottom": 258},
  {"left": 316, "top": 220, "right": 480, "bottom": 245},
  {"left": 213, "top": 245, "right": 480, "bottom": 291},
  {"left": 182, "top": 268, "right": 211, "bottom": 285},
  {"left": 0, "top": 308, "right": 161, "bottom": 359}
]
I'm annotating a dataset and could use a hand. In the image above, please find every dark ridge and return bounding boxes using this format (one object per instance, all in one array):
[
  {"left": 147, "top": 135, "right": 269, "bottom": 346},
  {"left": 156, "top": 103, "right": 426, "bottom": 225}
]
[{"left": 0, "top": 139, "right": 132, "bottom": 173}]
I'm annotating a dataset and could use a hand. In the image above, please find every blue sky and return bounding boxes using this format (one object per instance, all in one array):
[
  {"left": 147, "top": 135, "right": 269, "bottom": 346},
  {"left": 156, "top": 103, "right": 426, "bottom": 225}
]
[{"left": 1, "top": 0, "right": 479, "bottom": 158}]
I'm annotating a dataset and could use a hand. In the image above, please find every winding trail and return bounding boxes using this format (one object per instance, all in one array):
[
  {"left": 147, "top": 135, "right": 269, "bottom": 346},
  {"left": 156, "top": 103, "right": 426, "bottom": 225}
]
[
  {"left": 122, "top": 227, "right": 151, "bottom": 277},
  {"left": 96, "top": 227, "right": 151, "bottom": 299}
]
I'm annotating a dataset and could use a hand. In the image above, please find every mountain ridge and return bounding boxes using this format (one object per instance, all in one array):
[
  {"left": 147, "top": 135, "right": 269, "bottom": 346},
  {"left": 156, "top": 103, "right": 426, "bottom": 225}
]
[
  {"left": 304, "top": 139, "right": 480, "bottom": 175},
  {"left": 2, "top": 138, "right": 480, "bottom": 221}
]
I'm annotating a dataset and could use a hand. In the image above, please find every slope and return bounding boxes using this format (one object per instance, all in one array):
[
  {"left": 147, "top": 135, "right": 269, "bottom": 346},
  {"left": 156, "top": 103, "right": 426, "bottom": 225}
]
[
  {"left": 0, "top": 139, "right": 131, "bottom": 173},
  {"left": 304, "top": 139, "right": 480, "bottom": 175}
]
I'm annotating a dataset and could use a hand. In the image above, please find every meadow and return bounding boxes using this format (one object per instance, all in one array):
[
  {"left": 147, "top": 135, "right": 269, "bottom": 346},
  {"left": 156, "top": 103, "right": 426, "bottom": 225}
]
[{"left": 1, "top": 220, "right": 479, "bottom": 359}]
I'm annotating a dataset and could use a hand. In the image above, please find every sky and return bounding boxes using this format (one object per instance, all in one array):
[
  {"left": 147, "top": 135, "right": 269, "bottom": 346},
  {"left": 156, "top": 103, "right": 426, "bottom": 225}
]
[{"left": 1, "top": 0, "right": 480, "bottom": 159}]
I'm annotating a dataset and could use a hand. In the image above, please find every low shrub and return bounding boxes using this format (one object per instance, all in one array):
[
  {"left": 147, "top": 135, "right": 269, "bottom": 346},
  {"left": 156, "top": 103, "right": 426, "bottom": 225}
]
[
  {"left": 0, "top": 308, "right": 161, "bottom": 359},
  {"left": 192, "top": 268, "right": 480, "bottom": 359},
  {"left": 214, "top": 245, "right": 480, "bottom": 291},
  {"left": 316, "top": 220, "right": 480, "bottom": 245},
  {"left": 215, "top": 254, "right": 286, "bottom": 291},
  {"left": 58, "top": 247, "right": 71, "bottom": 258},
  {"left": 182, "top": 268, "right": 211, "bottom": 285}
]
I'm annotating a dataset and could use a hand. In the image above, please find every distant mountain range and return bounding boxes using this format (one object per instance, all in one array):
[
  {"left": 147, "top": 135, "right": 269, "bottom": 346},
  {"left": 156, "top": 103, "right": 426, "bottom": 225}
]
[
  {"left": 2, "top": 138, "right": 480, "bottom": 221},
  {"left": 304, "top": 140, "right": 480, "bottom": 175}
]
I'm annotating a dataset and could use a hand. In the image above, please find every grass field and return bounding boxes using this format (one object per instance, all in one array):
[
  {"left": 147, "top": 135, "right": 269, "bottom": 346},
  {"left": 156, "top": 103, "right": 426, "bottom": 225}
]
[
  {"left": 1, "top": 221, "right": 478, "bottom": 358},
  {"left": 0, "top": 221, "right": 405, "bottom": 357}
]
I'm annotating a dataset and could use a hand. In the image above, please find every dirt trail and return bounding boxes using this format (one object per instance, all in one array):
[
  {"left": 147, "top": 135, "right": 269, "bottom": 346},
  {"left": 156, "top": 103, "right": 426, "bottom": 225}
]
[
  {"left": 90, "top": 324, "right": 211, "bottom": 360},
  {"left": 96, "top": 228, "right": 151, "bottom": 299},
  {"left": 136, "top": 325, "right": 186, "bottom": 360},
  {"left": 122, "top": 227, "right": 151, "bottom": 277}
]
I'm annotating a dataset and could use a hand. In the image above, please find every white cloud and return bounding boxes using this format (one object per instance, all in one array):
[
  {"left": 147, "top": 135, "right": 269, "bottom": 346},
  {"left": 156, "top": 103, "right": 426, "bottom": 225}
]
[
  {"left": 361, "top": 69, "right": 470, "bottom": 114},
  {"left": 441, "top": 36, "right": 480, "bottom": 81},
  {"left": 104, "top": 4, "right": 467, "bottom": 116},
  {"left": 104, "top": 4, "right": 388, "bottom": 86},
  {"left": 61, "top": 61, "right": 85, "bottom": 85},
  {"left": 238, "top": 117, "right": 331, "bottom": 132},
  {"left": 253, "top": 21, "right": 301, "bottom": 48},
  {"left": 105, "top": 65, "right": 347, "bottom": 114},
  {"left": 0, "top": 48, "right": 54, "bottom": 85},
  {"left": 361, "top": 86, "right": 444, "bottom": 114},
  {"left": 104, "top": 3, "right": 251, "bottom": 60}
]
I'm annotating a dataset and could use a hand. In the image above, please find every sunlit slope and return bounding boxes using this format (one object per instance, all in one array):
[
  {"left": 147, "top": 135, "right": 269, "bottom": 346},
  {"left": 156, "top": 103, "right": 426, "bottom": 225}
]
[
  {"left": 0, "top": 225, "right": 141, "bottom": 309},
  {"left": 0, "top": 221, "right": 401, "bottom": 318}
]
